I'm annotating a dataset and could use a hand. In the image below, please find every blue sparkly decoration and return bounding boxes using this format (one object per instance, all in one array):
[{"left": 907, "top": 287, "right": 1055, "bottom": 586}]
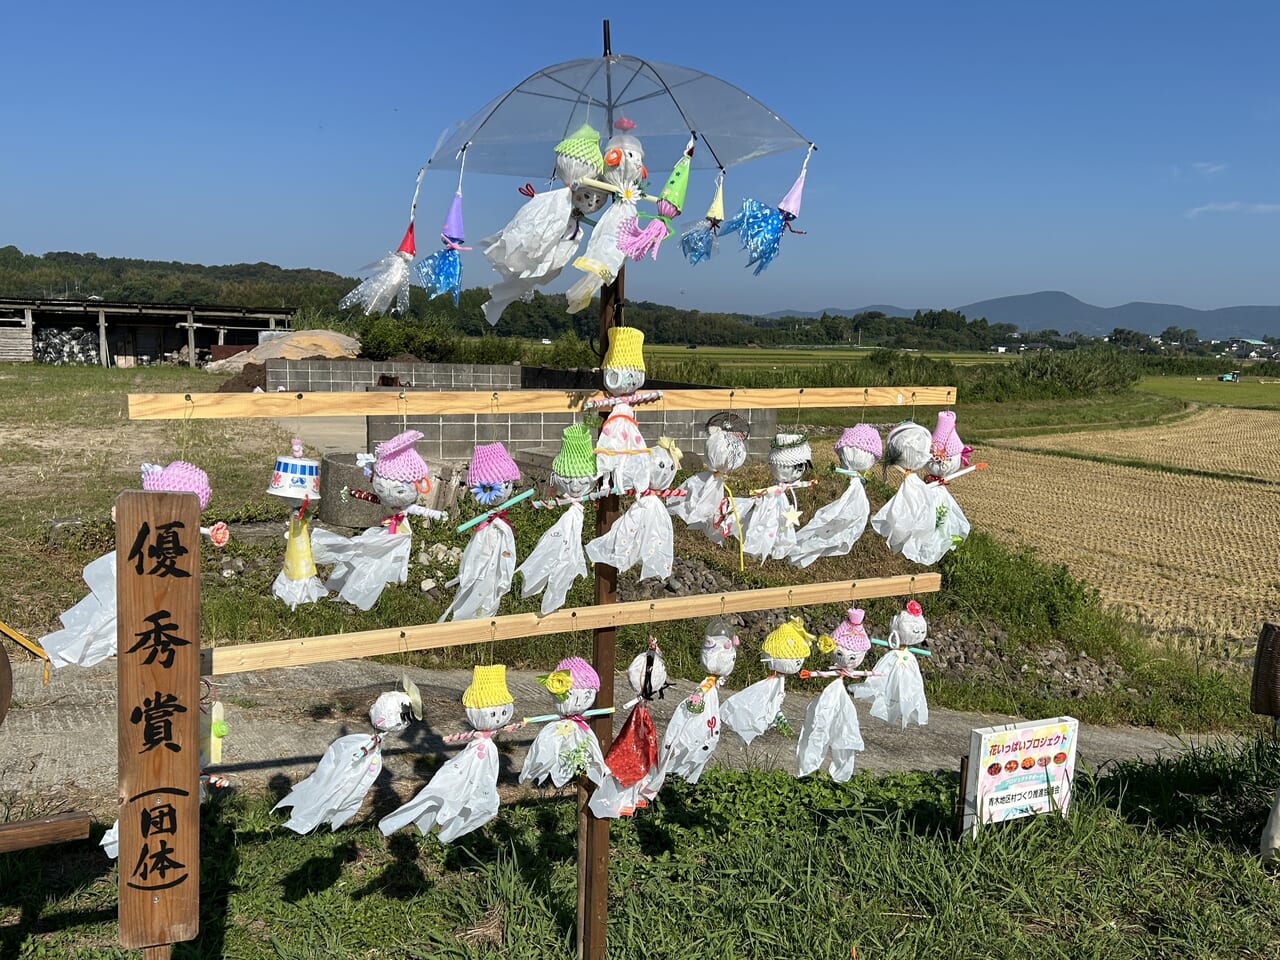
[
  {"left": 680, "top": 219, "right": 719, "bottom": 265},
  {"left": 414, "top": 247, "right": 462, "bottom": 306},
  {"left": 721, "top": 198, "right": 785, "bottom": 275}
]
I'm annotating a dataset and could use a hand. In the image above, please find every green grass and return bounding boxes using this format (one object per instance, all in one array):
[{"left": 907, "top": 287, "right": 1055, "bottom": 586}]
[
  {"left": 5, "top": 738, "right": 1280, "bottom": 958},
  {"left": 1138, "top": 374, "right": 1280, "bottom": 409},
  {"left": 641, "top": 344, "right": 1020, "bottom": 370}
]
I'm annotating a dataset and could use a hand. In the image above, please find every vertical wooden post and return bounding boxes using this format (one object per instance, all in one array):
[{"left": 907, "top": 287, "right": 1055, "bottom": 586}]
[
  {"left": 576, "top": 267, "right": 624, "bottom": 960},
  {"left": 186, "top": 311, "right": 196, "bottom": 367},
  {"left": 98, "top": 308, "right": 109, "bottom": 368},
  {"left": 116, "top": 491, "right": 201, "bottom": 951}
]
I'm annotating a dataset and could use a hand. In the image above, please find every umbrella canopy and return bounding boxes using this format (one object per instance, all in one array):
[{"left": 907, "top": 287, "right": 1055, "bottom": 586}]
[{"left": 427, "top": 54, "right": 812, "bottom": 178}]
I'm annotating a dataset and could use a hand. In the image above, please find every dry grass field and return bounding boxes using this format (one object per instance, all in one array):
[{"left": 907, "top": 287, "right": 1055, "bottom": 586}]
[
  {"left": 961, "top": 441, "right": 1280, "bottom": 643},
  {"left": 1001, "top": 406, "right": 1280, "bottom": 481}
]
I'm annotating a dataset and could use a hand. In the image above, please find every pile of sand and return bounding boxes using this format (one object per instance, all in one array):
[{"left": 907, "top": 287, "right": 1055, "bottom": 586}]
[{"left": 205, "top": 330, "right": 360, "bottom": 374}]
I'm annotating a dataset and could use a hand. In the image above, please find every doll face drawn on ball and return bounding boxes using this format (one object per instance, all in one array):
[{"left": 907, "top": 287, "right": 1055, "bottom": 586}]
[
  {"left": 465, "top": 702, "right": 515, "bottom": 731},
  {"left": 372, "top": 473, "right": 420, "bottom": 511},
  {"left": 604, "top": 365, "right": 645, "bottom": 396},
  {"left": 555, "top": 685, "right": 598, "bottom": 717},
  {"left": 838, "top": 445, "right": 878, "bottom": 473},
  {"left": 647, "top": 447, "right": 678, "bottom": 490},
  {"left": 572, "top": 185, "right": 608, "bottom": 216},
  {"left": 891, "top": 613, "right": 928, "bottom": 649},
  {"left": 765, "top": 655, "right": 805, "bottom": 676},
  {"left": 832, "top": 645, "right": 867, "bottom": 670},
  {"left": 700, "top": 628, "right": 739, "bottom": 677},
  {"left": 551, "top": 471, "right": 596, "bottom": 499},
  {"left": 769, "top": 458, "right": 807, "bottom": 485}
]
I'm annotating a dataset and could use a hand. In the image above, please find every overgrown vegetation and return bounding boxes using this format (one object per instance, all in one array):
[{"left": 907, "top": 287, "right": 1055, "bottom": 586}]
[{"left": 5, "top": 737, "right": 1280, "bottom": 958}]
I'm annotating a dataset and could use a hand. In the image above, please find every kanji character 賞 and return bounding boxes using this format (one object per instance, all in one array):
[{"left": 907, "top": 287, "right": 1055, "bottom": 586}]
[
  {"left": 129, "top": 691, "right": 188, "bottom": 753},
  {"left": 126, "top": 610, "right": 189, "bottom": 668},
  {"left": 127, "top": 521, "right": 191, "bottom": 578}
]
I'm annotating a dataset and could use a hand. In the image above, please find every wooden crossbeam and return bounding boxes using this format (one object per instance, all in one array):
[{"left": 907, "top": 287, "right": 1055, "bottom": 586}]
[
  {"left": 0, "top": 811, "right": 92, "bottom": 854},
  {"left": 200, "top": 572, "right": 940, "bottom": 676},
  {"left": 128, "top": 386, "right": 958, "bottom": 420}
]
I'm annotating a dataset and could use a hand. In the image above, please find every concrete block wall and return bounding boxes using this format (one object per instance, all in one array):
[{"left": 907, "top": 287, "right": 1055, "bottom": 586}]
[{"left": 264, "top": 359, "right": 519, "bottom": 393}]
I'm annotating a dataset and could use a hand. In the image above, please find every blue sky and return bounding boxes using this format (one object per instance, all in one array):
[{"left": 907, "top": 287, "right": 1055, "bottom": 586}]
[{"left": 3, "top": 2, "right": 1277, "bottom": 316}]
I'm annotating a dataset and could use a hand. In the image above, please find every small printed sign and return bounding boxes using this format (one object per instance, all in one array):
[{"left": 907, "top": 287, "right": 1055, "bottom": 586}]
[{"left": 962, "top": 716, "right": 1078, "bottom": 838}]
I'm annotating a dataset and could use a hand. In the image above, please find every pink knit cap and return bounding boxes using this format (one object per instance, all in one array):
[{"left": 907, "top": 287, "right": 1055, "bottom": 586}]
[
  {"left": 467, "top": 442, "right": 520, "bottom": 486},
  {"left": 931, "top": 411, "right": 963, "bottom": 458},
  {"left": 836, "top": 423, "right": 882, "bottom": 458},
  {"left": 374, "top": 430, "right": 429, "bottom": 483},
  {"left": 556, "top": 656, "right": 600, "bottom": 690},
  {"left": 832, "top": 607, "right": 871, "bottom": 652},
  {"left": 141, "top": 461, "right": 212, "bottom": 511}
]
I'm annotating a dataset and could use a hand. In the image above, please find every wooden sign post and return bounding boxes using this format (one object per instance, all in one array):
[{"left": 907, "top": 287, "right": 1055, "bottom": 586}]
[{"left": 116, "top": 491, "right": 201, "bottom": 955}]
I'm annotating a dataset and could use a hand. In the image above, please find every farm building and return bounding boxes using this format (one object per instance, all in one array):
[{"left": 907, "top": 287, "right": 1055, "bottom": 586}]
[{"left": 0, "top": 297, "right": 294, "bottom": 367}]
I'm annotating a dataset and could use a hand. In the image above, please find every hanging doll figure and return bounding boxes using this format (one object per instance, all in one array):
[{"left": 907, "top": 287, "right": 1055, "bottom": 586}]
[
  {"left": 651, "top": 617, "right": 741, "bottom": 792},
  {"left": 274, "top": 684, "right": 419, "bottom": 833},
  {"left": 680, "top": 173, "right": 726, "bottom": 265},
  {"left": 586, "top": 437, "right": 681, "bottom": 581},
  {"left": 379, "top": 665, "right": 515, "bottom": 843},
  {"left": 721, "top": 617, "right": 814, "bottom": 745},
  {"left": 790, "top": 424, "right": 882, "bottom": 569},
  {"left": 670, "top": 412, "right": 750, "bottom": 547},
  {"left": 520, "top": 656, "right": 610, "bottom": 788},
  {"left": 796, "top": 608, "right": 870, "bottom": 782},
  {"left": 721, "top": 145, "right": 812, "bottom": 275},
  {"left": 440, "top": 443, "right": 521, "bottom": 621},
  {"left": 339, "top": 210, "right": 417, "bottom": 315},
  {"left": 589, "top": 640, "right": 672, "bottom": 818},
  {"left": 855, "top": 600, "right": 930, "bottom": 729},
  {"left": 518, "top": 424, "right": 597, "bottom": 614},
  {"left": 39, "top": 460, "right": 229, "bottom": 669},
  {"left": 617, "top": 138, "right": 693, "bottom": 261},
  {"left": 740, "top": 434, "right": 813, "bottom": 564},
  {"left": 566, "top": 117, "right": 647, "bottom": 313},
  {"left": 594, "top": 326, "right": 653, "bottom": 494},
  {"left": 481, "top": 124, "right": 610, "bottom": 326},
  {"left": 267, "top": 438, "right": 327, "bottom": 609},
  {"left": 312, "top": 430, "right": 444, "bottom": 611},
  {"left": 414, "top": 186, "right": 470, "bottom": 307},
  {"left": 870, "top": 413, "right": 971, "bottom": 565}
]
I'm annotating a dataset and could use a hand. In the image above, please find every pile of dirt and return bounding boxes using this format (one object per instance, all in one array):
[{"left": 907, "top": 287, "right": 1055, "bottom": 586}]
[{"left": 216, "top": 362, "right": 266, "bottom": 393}]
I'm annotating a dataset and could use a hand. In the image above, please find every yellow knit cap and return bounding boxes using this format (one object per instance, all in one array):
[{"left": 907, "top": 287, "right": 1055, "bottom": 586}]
[
  {"left": 762, "top": 617, "right": 815, "bottom": 660},
  {"left": 462, "top": 664, "right": 513, "bottom": 709},
  {"left": 603, "top": 326, "right": 645, "bottom": 374}
]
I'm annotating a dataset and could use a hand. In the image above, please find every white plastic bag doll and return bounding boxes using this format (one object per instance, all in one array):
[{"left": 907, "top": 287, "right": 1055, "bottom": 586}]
[
  {"left": 566, "top": 117, "right": 647, "bottom": 313},
  {"left": 267, "top": 438, "right": 326, "bottom": 610},
  {"left": 440, "top": 443, "right": 521, "bottom": 621},
  {"left": 593, "top": 326, "right": 652, "bottom": 494},
  {"left": 40, "top": 460, "right": 229, "bottom": 669},
  {"left": 586, "top": 437, "right": 681, "bottom": 581},
  {"left": 652, "top": 618, "right": 740, "bottom": 791},
  {"left": 870, "top": 413, "right": 971, "bottom": 565},
  {"left": 481, "top": 124, "right": 609, "bottom": 326},
  {"left": 797, "top": 608, "right": 871, "bottom": 781},
  {"left": 740, "top": 434, "right": 813, "bottom": 564},
  {"left": 589, "top": 641, "right": 672, "bottom": 818},
  {"left": 274, "top": 686, "right": 418, "bottom": 833},
  {"left": 670, "top": 412, "right": 750, "bottom": 547},
  {"left": 379, "top": 665, "right": 515, "bottom": 843},
  {"left": 518, "top": 425, "right": 596, "bottom": 614},
  {"left": 520, "top": 656, "right": 610, "bottom": 788},
  {"left": 312, "top": 430, "right": 445, "bottom": 611},
  {"left": 790, "top": 424, "right": 881, "bottom": 569},
  {"left": 855, "top": 601, "right": 930, "bottom": 728},
  {"left": 721, "top": 618, "right": 814, "bottom": 745}
]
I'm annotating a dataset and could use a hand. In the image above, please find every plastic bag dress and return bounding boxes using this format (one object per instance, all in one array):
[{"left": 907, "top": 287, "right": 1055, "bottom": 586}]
[
  {"left": 517, "top": 503, "right": 587, "bottom": 615},
  {"left": 39, "top": 552, "right": 117, "bottom": 669},
  {"left": 273, "top": 734, "right": 385, "bottom": 833},
  {"left": 271, "top": 515, "right": 327, "bottom": 610},
  {"left": 740, "top": 488, "right": 798, "bottom": 563},
  {"left": 480, "top": 188, "right": 584, "bottom": 326},
  {"left": 796, "top": 679, "right": 865, "bottom": 782},
  {"left": 439, "top": 519, "right": 516, "bottom": 622},
  {"left": 585, "top": 494, "right": 673, "bottom": 581},
  {"left": 311, "top": 525, "right": 413, "bottom": 611},
  {"left": 565, "top": 200, "right": 631, "bottom": 314},
  {"left": 720, "top": 675, "right": 787, "bottom": 746},
  {"left": 595, "top": 403, "right": 651, "bottom": 493},
  {"left": 789, "top": 479, "right": 870, "bottom": 569},
  {"left": 519, "top": 717, "right": 609, "bottom": 788},
  {"left": 870, "top": 474, "right": 969, "bottom": 565},
  {"left": 854, "top": 649, "right": 929, "bottom": 728},
  {"left": 378, "top": 737, "right": 500, "bottom": 843},
  {"left": 653, "top": 680, "right": 724, "bottom": 789}
]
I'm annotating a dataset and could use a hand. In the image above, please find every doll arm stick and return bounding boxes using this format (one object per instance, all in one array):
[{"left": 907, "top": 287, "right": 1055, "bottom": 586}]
[{"left": 456, "top": 488, "right": 536, "bottom": 533}]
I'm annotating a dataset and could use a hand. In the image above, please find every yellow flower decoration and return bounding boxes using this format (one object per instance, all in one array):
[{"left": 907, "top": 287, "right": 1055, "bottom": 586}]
[
  {"left": 539, "top": 670, "right": 573, "bottom": 700},
  {"left": 817, "top": 634, "right": 836, "bottom": 655}
]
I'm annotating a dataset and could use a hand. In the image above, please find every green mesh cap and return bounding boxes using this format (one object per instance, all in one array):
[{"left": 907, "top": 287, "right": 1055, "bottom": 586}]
[
  {"left": 659, "top": 153, "right": 692, "bottom": 214},
  {"left": 555, "top": 123, "right": 605, "bottom": 177},
  {"left": 551, "top": 423, "right": 597, "bottom": 478}
]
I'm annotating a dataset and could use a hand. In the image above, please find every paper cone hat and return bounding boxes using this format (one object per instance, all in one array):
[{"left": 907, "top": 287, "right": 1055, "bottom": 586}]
[
  {"left": 659, "top": 151, "right": 692, "bottom": 215},
  {"left": 704, "top": 178, "right": 725, "bottom": 222},
  {"left": 778, "top": 169, "right": 806, "bottom": 219},
  {"left": 462, "top": 664, "right": 514, "bottom": 709},
  {"left": 442, "top": 193, "right": 464, "bottom": 242},
  {"left": 603, "top": 326, "right": 645, "bottom": 373},
  {"left": 396, "top": 222, "right": 416, "bottom": 256},
  {"left": 552, "top": 423, "right": 597, "bottom": 478}
]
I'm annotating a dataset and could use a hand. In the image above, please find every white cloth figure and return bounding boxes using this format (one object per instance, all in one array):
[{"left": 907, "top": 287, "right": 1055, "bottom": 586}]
[
  {"left": 670, "top": 420, "right": 750, "bottom": 546},
  {"left": 790, "top": 478, "right": 870, "bottom": 569},
  {"left": 520, "top": 657, "right": 609, "bottom": 788},
  {"left": 797, "top": 680, "right": 865, "bottom": 782},
  {"left": 585, "top": 441, "right": 680, "bottom": 581},
  {"left": 870, "top": 474, "right": 970, "bottom": 565},
  {"left": 740, "top": 485, "right": 801, "bottom": 563},
  {"left": 311, "top": 524, "right": 413, "bottom": 612},
  {"left": 721, "top": 618, "right": 813, "bottom": 745},
  {"left": 275, "top": 691, "right": 413, "bottom": 833},
  {"left": 517, "top": 503, "right": 587, "bottom": 615},
  {"left": 854, "top": 601, "right": 930, "bottom": 728},
  {"left": 481, "top": 188, "right": 583, "bottom": 326},
  {"left": 380, "top": 665, "right": 515, "bottom": 843},
  {"left": 39, "top": 551, "right": 117, "bottom": 669},
  {"left": 439, "top": 518, "right": 516, "bottom": 621}
]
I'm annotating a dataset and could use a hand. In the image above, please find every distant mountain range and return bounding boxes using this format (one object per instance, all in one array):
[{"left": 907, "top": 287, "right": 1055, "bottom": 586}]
[{"left": 767, "top": 291, "right": 1280, "bottom": 340}]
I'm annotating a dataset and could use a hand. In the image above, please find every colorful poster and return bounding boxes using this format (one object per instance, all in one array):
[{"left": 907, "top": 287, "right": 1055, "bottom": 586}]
[{"left": 962, "top": 716, "right": 1078, "bottom": 838}]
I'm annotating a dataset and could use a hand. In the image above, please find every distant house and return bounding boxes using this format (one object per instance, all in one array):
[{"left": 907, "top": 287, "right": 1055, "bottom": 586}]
[
  {"left": 990, "top": 345, "right": 1008, "bottom": 354},
  {"left": 1021, "top": 342, "right": 1053, "bottom": 352}
]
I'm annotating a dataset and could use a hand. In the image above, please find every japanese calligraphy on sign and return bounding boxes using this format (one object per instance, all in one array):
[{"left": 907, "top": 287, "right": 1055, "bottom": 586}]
[
  {"left": 961, "top": 716, "right": 1079, "bottom": 839},
  {"left": 116, "top": 491, "right": 200, "bottom": 949}
]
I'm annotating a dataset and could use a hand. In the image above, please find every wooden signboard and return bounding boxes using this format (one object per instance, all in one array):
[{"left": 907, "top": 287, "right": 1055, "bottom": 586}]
[{"left": 116, "top": 491, "right": 201, "bottom": 952}]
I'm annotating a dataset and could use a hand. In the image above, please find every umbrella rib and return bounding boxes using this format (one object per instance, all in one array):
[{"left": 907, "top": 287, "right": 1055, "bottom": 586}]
[{"left": 627, "top": 58, "right": 724, "bottom": 171}]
